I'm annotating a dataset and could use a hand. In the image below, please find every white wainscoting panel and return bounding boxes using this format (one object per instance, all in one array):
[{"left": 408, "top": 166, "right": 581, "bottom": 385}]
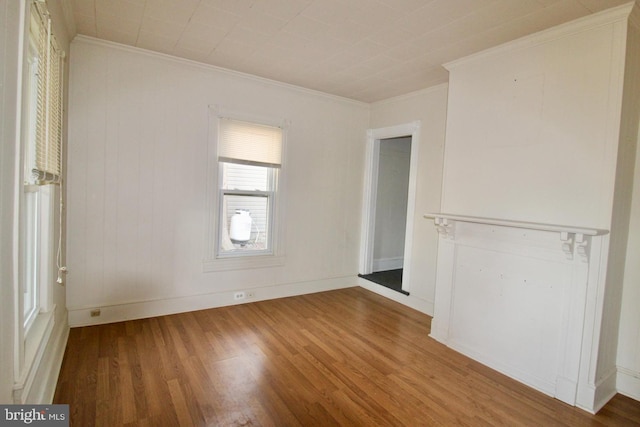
[{"left": 449, "top": 242, "right": 570, "bottom": 396}]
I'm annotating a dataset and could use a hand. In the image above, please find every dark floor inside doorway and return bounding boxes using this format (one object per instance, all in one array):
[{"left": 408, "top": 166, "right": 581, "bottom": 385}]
[{"left": 359, "top": 269, "right": 409, "bottom": 295}]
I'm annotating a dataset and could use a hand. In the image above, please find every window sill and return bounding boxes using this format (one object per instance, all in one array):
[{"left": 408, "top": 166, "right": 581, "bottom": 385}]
[
  {"left": 14, "top": 306, "right": 56, "bottom": 403},
  {"left": 203, "top": 255, "right": 285, "bottom": 272}
]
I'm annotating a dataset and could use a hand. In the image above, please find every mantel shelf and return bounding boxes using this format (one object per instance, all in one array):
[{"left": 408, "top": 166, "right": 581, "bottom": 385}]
[{"left": 424, "top": 213, "right": 609, "bottom": 236}]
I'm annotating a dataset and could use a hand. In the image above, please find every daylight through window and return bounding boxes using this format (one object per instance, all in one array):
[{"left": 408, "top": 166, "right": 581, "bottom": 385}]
[{"left": 217, "top": 118, "right": 282, "bottom": 257}]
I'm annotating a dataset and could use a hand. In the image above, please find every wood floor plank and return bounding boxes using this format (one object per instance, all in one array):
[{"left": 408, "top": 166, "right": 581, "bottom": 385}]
[
  {"left": 167, "top": 378, "right": 194, "bottom": 426},
  {"left": 117, "top": 336, "right": 138, "bottom": 424},
  {"left": 176, "top": 379, "right": 207, "bottom": 426},
  {"left": 181, "top": 355, "right": 220, "bottom": 425},
  {"left": 54, "top": 287, "right": 640, "bottom": 426}
]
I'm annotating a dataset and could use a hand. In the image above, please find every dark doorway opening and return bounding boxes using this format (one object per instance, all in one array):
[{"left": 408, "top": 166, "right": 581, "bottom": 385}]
[{"left": 359, "top": 269, "right": 409, "bottom": 295}]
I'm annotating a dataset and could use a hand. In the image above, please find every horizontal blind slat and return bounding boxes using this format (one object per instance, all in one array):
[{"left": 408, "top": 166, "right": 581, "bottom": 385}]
[{"left": 30, "top": 2, "right": 63, "bottom": 184}]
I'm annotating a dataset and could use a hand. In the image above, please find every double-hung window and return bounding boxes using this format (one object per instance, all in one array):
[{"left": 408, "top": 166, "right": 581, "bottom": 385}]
[
  {"left": 204, "top": 110, "right": 287, "bottom": 272},
  {"left": 22, "top": 0, "right": 64, "bottom": 330},
  {"left": 14, "top": 0, "right": 65, "bottom": 403},
  {"left": 217, "top": 118, "right": 282, "bottom": 258}
]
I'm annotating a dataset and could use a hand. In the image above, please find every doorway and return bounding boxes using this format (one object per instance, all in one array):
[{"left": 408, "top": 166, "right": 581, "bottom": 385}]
[{"left": 359, "top": 122, "right": 421, "bottom": 296}]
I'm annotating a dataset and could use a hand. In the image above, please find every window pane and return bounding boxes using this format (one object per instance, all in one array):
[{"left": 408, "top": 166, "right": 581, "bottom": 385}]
[
  {"left": 221, "top": 162, "right": 270, "bottom": 191},
  {"left": 23, "top": 191, "right": 39, "bottom": 328},
  {"left": 220, "top": 194, "right": 269, "bottom": 253}
]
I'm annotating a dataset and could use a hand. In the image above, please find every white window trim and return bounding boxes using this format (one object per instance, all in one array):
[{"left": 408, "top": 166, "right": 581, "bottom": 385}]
[
  {"left": 203, "top": 106, "right": 288, "bottom": 272},
  {"left": 13, "top": 0, "right": 61, "bottom": 403}
]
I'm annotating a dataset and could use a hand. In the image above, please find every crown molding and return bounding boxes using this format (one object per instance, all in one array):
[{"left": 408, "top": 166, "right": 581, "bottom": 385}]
[
  {"left": 371, "top": 82, "right": 449, "bottom": 107},
  {"left": 71, "top": 35, "right": 370, "bottom": 109},
  {"left": 628, "top": 1, "right": 640, "bottom": 30},
  {"left": 445, "top": 2, "right": 635, "bottom": 71}
]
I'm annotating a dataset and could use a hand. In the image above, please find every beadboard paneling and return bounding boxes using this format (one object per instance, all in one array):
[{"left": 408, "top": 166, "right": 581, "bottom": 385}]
[{"left": 66, "top": 38, "right": 369, "bottom": 324}]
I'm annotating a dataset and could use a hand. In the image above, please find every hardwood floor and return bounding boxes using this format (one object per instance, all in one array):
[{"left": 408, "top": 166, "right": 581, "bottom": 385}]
[{"left": 54, "top": 287, "right": 640, "bottom": 426}]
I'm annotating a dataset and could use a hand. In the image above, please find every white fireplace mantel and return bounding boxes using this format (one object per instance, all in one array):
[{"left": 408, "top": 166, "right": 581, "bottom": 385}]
[
  {"left": 425, "top": 212, "right": 610, "bottom": 411},
  {"left": 424, "top": 213, "right": 609, "bottom": 236},
  {"left": 425, "top": 213, "right": 609, "bottom": 263}
]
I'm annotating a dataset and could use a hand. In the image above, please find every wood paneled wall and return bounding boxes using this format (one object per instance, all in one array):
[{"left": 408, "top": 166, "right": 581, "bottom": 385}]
[{"left": 66, "top": 37, "right": 370, "bottom": 326}]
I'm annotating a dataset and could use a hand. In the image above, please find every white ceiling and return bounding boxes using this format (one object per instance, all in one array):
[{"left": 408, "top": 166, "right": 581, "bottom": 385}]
[{"left": 70, "top": 0, "right": 632, "bottom": 102}]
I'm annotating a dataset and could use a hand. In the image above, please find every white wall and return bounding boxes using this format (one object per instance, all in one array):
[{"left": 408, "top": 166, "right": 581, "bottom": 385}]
[
  {"left": 618, "top": 127, "right": 640, "bottom": 400},
  {"left": 617, "top": 13, "right": 640, "bottom": 401},
  {"left": 373, "top": 137, "right": 411, "bottom": 271},
  {"left": 368, "top": 85, "right": 448, "bottom": 313},
  {"left": 66, "top": 37, "right": 370, "bottom": 326},
  {"left": 441, "top": 19, "right": 626, "bottom": 230}
]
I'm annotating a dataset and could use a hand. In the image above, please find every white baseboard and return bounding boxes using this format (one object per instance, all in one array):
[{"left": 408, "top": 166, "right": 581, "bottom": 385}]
[
  {"left": 576, "top": 367, "right": 618, "bottom": 414},
  {"left": 372, "top": 257, "right": 403, "bottom": 271},
  {"left": 617, "top": 366, "right": 640, "bottom": 402},
  {"left": 68, "top": 276, "right": 358, "bottom": 327},
  {"left": 555, "top": 376, "right": 578, "bottom": 406},
  {"left": 428, "top": 317, "right": 447, "bottom": 344},
  {"left": 357, "top": 277, "right": 433, "bottom": 315}
]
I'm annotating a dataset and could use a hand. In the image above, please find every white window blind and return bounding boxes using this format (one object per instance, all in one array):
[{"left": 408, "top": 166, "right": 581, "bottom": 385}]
[
  {"left": 218, "top": 118, "right": 282, "bottom": 168},
  {"left": 31, "top": 0, "right": 64, "bottom": 184}
]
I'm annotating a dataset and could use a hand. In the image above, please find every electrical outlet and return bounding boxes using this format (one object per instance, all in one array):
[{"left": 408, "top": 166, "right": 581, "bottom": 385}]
[
  {"left": 90, "top": 308, "right": 101, "bottom": 317},
  {"left": 246, "top": 291, "right": 255, "bottom": 299},
  {"left": 234, "top": 291, "right": 245, "bottom": 300}
]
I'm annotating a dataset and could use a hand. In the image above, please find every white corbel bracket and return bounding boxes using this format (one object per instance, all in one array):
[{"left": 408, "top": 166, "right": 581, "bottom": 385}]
[
  {"left": 434, "top": 217, "right": 455, "bottom": 240},
  {"left": 575, "top": 233, "right": 589, "bottom": 263},
  {"left": 560, "top": 231, "right": 574, "bottom": 260},
  {"left": 559, "top": 232, "right": 589, "bottom": 262}
]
